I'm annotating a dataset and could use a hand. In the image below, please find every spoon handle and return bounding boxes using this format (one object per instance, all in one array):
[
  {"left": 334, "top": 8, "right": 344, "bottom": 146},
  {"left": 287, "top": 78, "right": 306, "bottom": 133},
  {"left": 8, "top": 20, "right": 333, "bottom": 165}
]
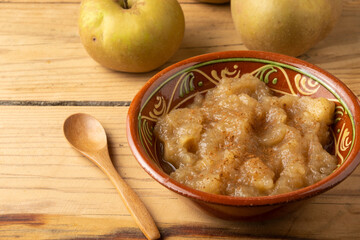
[{"left": 100, "top": 156, "right": 160, "bottom": 240}]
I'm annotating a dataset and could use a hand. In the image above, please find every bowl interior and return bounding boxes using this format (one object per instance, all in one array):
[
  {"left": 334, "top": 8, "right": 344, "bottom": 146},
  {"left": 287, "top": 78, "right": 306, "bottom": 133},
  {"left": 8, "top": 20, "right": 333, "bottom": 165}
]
[{"left": 137, "top": 56, "right": 356, "bottom": 177}]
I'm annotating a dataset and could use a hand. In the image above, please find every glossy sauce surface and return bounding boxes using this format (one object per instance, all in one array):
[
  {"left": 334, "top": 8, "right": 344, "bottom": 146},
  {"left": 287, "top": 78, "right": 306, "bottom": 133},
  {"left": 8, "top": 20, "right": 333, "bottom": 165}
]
[{"left": 154, "top": 74, "right": 337, "bottom": 197}]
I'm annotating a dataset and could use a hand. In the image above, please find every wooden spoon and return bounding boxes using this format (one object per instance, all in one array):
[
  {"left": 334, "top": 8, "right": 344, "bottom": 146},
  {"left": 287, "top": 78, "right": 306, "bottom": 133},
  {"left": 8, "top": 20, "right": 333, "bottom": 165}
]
[{"left": 63, "top": 113, "right": 160, "bottom": 240}]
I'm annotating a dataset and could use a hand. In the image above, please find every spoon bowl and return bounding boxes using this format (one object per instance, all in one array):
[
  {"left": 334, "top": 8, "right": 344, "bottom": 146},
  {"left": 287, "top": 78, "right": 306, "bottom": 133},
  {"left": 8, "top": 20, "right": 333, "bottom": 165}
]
[
  {"left": 63, "top": 113, "right": 107, "bottom": 152},
  {"left": 63, "top": 113, "right": 160, "bottom": 240}
]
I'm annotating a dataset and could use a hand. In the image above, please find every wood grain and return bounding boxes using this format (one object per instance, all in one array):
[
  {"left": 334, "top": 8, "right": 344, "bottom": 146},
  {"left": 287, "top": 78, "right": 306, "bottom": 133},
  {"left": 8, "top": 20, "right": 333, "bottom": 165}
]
[{"left": 0, "top": 0, "right": 360, "bottom": 239}]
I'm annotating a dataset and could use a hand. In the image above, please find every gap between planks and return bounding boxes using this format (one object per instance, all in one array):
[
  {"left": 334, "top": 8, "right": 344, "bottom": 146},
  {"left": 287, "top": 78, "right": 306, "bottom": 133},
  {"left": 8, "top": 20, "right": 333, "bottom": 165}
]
[{"left": 0, "top": 97, "right": 358, "bottom": 106}]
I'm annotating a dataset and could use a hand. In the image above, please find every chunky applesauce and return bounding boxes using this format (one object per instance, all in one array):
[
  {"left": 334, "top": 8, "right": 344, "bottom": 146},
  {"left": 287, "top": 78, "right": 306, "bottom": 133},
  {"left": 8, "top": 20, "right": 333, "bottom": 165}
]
[{"left": 154, "top": 74, "right": 337, "bottom": 196}]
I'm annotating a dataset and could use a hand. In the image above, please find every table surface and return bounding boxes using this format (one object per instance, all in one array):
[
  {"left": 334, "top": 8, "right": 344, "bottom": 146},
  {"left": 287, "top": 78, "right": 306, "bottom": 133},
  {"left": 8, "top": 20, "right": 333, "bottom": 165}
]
[{"left": 1, "top": 0, "right": 360, "bottom": 239}]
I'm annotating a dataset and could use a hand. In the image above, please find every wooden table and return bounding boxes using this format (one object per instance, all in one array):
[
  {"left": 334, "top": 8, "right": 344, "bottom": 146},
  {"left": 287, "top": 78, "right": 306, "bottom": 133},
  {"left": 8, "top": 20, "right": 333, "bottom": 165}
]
[{"left": 1, "top": 0, "right": 359, "bottom": 239}]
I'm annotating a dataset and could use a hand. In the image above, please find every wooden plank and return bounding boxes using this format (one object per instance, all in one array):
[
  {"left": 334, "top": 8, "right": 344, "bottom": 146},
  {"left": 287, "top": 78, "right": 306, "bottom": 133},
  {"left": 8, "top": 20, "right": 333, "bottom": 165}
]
[
  {"left": 0, "top": 1, "right": 359, "bottom": 102},
  {"left": 0, "top": 106, "right": 359, "bottom": 239}
]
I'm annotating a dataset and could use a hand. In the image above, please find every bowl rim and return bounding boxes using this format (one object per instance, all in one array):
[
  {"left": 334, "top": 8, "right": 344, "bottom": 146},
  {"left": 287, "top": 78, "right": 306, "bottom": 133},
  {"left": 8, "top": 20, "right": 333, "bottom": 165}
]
[{"left": 127, "top": 50, "right": 360, "bottom": 207}]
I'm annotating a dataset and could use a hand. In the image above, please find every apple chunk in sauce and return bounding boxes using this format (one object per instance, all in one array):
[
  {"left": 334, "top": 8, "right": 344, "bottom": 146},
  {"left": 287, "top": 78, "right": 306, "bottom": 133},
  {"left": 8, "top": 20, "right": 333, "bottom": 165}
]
[{"left": 154, "top": 74, "right": 337, "bottom": 197}]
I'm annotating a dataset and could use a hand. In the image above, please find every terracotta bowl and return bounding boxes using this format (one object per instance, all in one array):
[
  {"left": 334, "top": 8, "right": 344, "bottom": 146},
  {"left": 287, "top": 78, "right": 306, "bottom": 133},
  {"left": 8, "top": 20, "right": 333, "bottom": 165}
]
[{"left": 127, "top": 51, "right": 360, "bottom": 219}]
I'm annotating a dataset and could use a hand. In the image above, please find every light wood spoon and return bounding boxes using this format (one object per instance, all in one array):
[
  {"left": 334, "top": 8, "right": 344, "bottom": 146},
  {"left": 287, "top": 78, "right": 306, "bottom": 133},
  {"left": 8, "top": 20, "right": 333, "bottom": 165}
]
[{"left": 63, "top": 113, "right": 160, "bottom": 240}]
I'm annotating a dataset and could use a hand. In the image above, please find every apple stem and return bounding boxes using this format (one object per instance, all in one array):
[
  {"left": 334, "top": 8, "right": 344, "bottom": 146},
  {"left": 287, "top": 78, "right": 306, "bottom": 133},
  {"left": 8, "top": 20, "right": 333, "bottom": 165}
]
[{"left": 123, "top": 0, "right": 129, "bottom": 9}]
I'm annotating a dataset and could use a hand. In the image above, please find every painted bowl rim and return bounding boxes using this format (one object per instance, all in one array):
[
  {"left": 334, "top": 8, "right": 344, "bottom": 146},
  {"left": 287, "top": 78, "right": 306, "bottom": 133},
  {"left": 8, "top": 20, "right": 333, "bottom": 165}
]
[{"left": 127, "top": 50, "right": 360, "bottom": 207}]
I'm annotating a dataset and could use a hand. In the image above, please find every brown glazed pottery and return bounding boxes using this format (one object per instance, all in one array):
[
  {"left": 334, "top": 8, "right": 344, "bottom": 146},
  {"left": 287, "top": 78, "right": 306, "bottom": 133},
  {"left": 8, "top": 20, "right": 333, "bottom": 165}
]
[{"left": 127, "top": 51, "right": 360, "bottom": 219}]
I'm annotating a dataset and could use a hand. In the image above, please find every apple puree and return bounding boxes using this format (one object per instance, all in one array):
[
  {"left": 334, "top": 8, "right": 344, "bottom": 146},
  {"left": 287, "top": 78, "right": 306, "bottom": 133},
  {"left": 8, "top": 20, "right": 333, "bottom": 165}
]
[{"left": 154, "top": 74, "right": 337, "bottom": 197}]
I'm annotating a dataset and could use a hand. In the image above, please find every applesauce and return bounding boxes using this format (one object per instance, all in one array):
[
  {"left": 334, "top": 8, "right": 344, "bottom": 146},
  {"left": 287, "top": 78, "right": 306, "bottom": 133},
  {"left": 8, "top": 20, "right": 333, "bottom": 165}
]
[{"left": 154, "top": 74, "right": 337, "bottom": 197}]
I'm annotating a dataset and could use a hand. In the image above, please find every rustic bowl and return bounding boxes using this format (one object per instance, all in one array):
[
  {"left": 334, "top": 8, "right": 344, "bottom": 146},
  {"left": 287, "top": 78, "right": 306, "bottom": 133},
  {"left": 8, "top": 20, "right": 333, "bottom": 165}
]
[{"left": 126, "top": 51, "right": 360, "bottom": 219}]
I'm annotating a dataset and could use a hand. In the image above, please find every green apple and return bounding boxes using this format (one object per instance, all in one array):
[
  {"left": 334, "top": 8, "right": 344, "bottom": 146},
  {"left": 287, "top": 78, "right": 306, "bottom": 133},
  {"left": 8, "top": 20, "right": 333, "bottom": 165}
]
[
  {"left": 79, "top": 0, "right": 185, "bottom": 72},
  {"left": 231, "top": 0, "right": 342, "bottom": 56}
]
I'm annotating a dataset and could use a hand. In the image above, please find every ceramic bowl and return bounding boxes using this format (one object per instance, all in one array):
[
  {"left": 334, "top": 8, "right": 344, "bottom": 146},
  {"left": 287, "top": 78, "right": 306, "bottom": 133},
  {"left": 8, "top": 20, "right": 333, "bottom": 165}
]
[{"left": 127, "top": 51, "right": 360, "bottom": 219}]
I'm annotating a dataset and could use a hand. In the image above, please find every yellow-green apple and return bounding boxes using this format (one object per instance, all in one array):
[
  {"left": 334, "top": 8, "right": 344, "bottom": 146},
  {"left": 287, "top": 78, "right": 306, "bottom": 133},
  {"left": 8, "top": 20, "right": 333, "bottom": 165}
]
[
  {"left": 231, "top": 0, "right": 342, "bottom": 56},
  {"left": 79, "top": 0, "right": 185, "bottom": 72}
]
